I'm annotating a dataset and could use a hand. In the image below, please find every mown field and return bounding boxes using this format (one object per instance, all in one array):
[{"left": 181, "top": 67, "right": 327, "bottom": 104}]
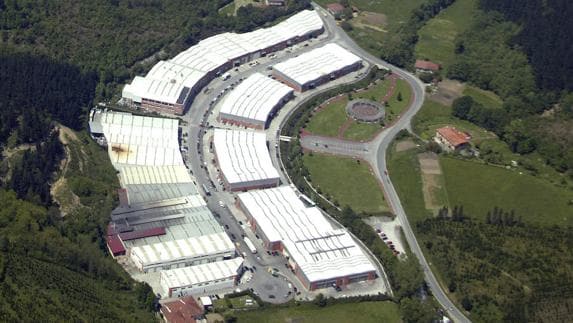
[
  {"left": 305, "top": 77, "right": 412, "bottom": 141},
  {"left": 386, "top": 142, "right": 431, "bottom": 223},
  {"left": 415, "top": 0, "right": 478, "bottom": 69},
  {"left": 440, "top": 157, "right": 573, "bottom": 226},
  {"left": 303, "top": 153, "right": 389, "bottom": 215},
  {"left": 234, "top": 301, "right": 401, "bottom": 323}
]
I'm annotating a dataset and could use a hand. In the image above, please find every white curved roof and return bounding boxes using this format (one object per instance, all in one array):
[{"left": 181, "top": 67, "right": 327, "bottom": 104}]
[
  {"left": 238, "top": 186, "right": 376, "bottom": 283},
  {"left": 219, "top": 73, "right": 293, "bottom": 124},
  {"left": 213, "top": 129, "right": 280, "bottom": 186},
  {"left": 122, "top": 10, "right": 323, "bottom": 106},
  {"left": 131, "top": 232, "right": 234, "bottom": 268},
  {"left": 272, "top": 43, "right": 361, "bottom": 87},
  {"left": 160, "top": 258, "right": 243, "bottom": 290}
]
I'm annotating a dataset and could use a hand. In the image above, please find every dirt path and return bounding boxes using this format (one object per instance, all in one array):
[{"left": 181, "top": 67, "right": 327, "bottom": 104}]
[
  {"left": 337, "top": 119, "right": 354, "bottom": 139},
  {"left": 381, "top": 74, "right": 398, "bottom": 103}
]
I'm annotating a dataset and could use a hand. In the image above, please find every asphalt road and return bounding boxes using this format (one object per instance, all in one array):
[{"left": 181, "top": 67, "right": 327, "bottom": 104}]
[
  {"left": 177, "top": 4, "right": 469, "bottom": 321},
  {"left": 303, "top": 5, "right": 471, "bottom": 322}
]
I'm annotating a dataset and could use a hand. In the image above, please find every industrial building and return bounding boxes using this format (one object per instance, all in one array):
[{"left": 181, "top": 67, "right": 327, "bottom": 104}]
[
  {"left": 238, "top": 186, "right": 377, "bottom": 290},
  {"left": 89, "top": 109, "right": 183, "bottom": 167},
  {"left": 271, "top": 43, "right": 362, "bottom": 91},
  {"left": 122, "top": 10, "right": 324, "bottom": 115},
  {"left": 130, "top": 232, "right": 235, "bottom": 273},
  {"left": 213, "top": 129, "right": 280, "bottom": 191},
  {"left": 90, "top": 109, "right": 238, "bottom": 282},
  {"left": 160, "top": 258, "right": 243, "bottom": 298},
  {"left": 218, "top": 73, "right": 294, "bottom": 129}
]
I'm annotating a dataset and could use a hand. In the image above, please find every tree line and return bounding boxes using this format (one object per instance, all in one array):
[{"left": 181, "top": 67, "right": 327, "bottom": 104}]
[
  {"left": 417, "top": 212, "right": 573, "bottom": 322},
  {"left": 479, "top": 0, "right": 573, "bottom": 93}
]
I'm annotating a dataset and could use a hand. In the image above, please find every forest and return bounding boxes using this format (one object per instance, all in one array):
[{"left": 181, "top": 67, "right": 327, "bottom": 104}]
[
  {"left": 417, "top": 214, "right": 573, "bottom": 322},
  {"left": 479, "top": 0, "right": 573, "bottom": 92},
  {"left": 0, "top": 0, "right": 310, "bottom": 99}
]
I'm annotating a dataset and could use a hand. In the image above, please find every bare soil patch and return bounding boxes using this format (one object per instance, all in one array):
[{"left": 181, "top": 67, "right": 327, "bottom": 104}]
[
  {"left": 429, "top": 79, "right": 465, "bottom": 106},
  {"left": 418, "top": 152, "right": 441, "bottom": 175},
  {"left": 395, "top": 139, "right": 416, "bottom": 152},
  {"left": 363, "top": 11, "right": 388, "bottom": 26},
  {"left": 418, "top": 153, "right": 447, "bottom": 211}
]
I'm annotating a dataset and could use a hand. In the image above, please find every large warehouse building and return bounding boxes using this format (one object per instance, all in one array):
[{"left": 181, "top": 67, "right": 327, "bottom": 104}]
[
  {"left": 90, "top": 109, "right": 239, "bottom": 288},
  {"left": 89, "top": 109, "right": 183, "bottom": 167},
  {"left": 218, "top": 73, "right": 294, "bottom": 129},
  {"left": 122, "top": 10, "right": 323, "bottom": 115},
  {"left": 160, "top": 258, "right": 243, "bottom": 298},
  {"left": 213, "top": 129, "right": 280, "bottom": 191},
  {"left": 130, "top": 232, "right": 235, "bottom": 273},
  {"left": 238, "top": 186, "right": 377, "bottom": 290},
  {"left": 272, "top": 43, "right": 362, "bottom": 91}
]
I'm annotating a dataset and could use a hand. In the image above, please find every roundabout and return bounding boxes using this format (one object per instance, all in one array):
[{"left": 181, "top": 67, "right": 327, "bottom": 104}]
[{"left": 346, "top": 99, "right": 385, "bottom": 123}]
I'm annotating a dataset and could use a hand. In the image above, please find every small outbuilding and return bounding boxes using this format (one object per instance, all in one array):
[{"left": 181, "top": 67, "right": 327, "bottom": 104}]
[
  {"left": 160, "top": 296, "right": 204, "bottom": 323},
  {"left": 326, "top": 3, "right": 345, "bottom": 18},
  {"left": 415, "top": 60, "right": 441, "bottom": 73}
]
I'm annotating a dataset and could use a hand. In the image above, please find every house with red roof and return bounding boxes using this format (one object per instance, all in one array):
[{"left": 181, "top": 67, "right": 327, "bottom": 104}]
[
  {"left": 160, "top": 296, "right": 204, "bottom": 323},
  {"left": 326, "top": 3, "right": 345, "bottom": 18},
  {"left": 434, "top": 126, "right": 471, "bottom": 152},
  {"left": 415, "top": 60, "right": 441, "bottom": 73}
]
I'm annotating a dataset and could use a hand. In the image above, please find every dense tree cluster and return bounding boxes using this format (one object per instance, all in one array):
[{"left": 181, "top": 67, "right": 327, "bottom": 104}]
[
  {"left": 0, "top": 51, "right": 96, "bottom": 140},
  {"left": 8, "top": 131, "right": 63, "bottom": 205},
  {"left": 380, "top": 0, "right": 456, "bottom": 68},
  {"left": 0, "top": 190, "right": 156, "bottom": 321},
  {"left": 479, "top": 0, "right": 573, "bottom": 92},
  {"left": 417, "top": 215, "right": 573, "bottom": 322},
  {"left": 0, "top": 0, "right": 309, "bottom": 99}
]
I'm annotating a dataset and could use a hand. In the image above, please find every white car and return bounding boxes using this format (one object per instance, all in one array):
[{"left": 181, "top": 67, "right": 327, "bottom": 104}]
[{"left": 218, "top": 200, "right": 225, "bottom": 208}]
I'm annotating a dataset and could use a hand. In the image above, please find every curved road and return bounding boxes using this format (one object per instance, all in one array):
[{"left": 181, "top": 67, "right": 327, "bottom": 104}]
[{"left": 306, "top": 5, "right": 470, "bottom": 322}]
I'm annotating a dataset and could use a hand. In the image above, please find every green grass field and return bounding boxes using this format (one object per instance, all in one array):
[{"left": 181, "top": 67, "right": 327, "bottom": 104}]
[
  {"left": 305, "top": 97, "right": 348, "bottom": 137},
  {"left": 306, "top": 77, "right": 412, "bottom": 141},
  {"left": 343, "top": 122, "right": 382, "bottom": 141},
  {"left": 304, "top": 153, "right": 389, "bottom": 214},
  {"left": 234, "top": 301, "right": 401, "bottom": 323},
  {"left": 386, "top": 79, "right": 413, "bottom": 119},
  {"left": 463, "top": 85, "right": 503, "bottom": 109},
  {"left": 440, "top": 157, "right": 573, "bottom": 226},
  {"left": 415, "top": 0, "right": 477, "bottom": 69},
  {"left": 387, "top": 143, "right": 432, "bottom": 223}
]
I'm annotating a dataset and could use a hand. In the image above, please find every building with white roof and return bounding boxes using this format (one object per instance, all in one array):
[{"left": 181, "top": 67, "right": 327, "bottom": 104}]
[
  {"left": 130, "top": 232, "right": 235, "bottom": 273},
  {"left": 160, "top": 258, "right": 243, "bottom": 297},
  {"left": 213, "top": 129, "right": 280, "bottom": 191},
  {"left": 90, "top": 109, "right": 182, "bottom": 167},
  {"left": 89, "top": 109, "right": 239, "bottom": 279},
  {"left": 122, "top": 9, "right": 323, "bottom": 115},
  {"left": 238, "top": 186, "right": 377, "bottom": 290},
  {"left": 219, "top": 73, "right": 293, "bottom": 129},
  {"left": 272, "top": 43, "right": 362, "bottom": 91}
]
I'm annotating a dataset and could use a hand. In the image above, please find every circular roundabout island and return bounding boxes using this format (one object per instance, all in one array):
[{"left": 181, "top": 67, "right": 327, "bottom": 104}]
[{"left": 346, "top": 99, "right": 385, "bottom": 123}]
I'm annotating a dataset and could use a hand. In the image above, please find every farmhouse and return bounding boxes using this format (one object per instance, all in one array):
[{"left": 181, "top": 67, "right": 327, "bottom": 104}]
[
  {"left": 415, "top": 59, "right": 441, "bottom": 73},
  {"left": 434, "top": 126, "right": 471, "bottom": 152}
]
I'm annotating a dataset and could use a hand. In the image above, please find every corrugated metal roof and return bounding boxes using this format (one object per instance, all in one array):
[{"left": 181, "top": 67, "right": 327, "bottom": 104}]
[
  {"left": 219, "top": 73, "right": 293, "bottom": 125},
  {"left": 238, "top": 186, "right": 376, "bottom": 283},
  {"left": 213, "top": 129, "right": 280, "bottom": 186},
  {"left": 272, "top": 43, "right": 362, "bottom": 87}
]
